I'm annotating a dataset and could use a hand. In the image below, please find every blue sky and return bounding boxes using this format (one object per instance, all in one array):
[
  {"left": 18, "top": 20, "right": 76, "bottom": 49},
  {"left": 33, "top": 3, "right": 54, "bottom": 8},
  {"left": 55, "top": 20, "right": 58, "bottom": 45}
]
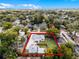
[{"left": 0, "top": 0, "right": 79, "bottom": 9}]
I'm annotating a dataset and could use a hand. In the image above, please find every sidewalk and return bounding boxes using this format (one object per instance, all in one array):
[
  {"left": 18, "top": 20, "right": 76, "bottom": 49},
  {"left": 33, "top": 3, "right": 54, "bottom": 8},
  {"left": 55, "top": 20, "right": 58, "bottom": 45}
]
[{"left": 17, "top": 57, "right": 41, "bottom": 59}]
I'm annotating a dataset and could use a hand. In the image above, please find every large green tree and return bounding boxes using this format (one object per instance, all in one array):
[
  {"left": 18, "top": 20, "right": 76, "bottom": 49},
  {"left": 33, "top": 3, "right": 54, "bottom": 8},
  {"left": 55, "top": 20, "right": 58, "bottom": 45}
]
[
  {"left": 0, "top": 30, "right": 18, "bottom": 59},
  {"left": 46, "top": 28, "right": 59, "bottom": 34},
  {"left": 3, "top": 22, "right": 13, "bottom": 30},
  {"left": 61, "top": 43, "right": 74, "bottom": 59}
]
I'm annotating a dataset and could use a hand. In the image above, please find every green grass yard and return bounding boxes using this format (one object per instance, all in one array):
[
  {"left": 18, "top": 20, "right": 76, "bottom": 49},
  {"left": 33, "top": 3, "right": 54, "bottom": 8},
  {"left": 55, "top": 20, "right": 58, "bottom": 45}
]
[
  {"left": 38, "top": 38, "right": 58, "bottom": 50},
  {"left": 46, "top": 38, "right": 58, "bottom": 49}
]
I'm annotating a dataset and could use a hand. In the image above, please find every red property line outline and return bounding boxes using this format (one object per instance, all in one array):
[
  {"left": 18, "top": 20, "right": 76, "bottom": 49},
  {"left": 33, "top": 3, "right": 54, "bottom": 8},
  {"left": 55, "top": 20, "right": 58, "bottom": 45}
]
[{"left": 21, "top": 32, "right": 63, "bottom": 56}]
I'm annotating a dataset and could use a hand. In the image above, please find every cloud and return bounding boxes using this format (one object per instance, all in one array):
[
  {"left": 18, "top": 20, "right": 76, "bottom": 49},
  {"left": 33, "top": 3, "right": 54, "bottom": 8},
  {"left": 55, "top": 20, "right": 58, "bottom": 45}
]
[
  {"left": 0, "top": 3, "right": 14, "bottom": 8},
  {"left": 21, "top": 4, "right": 41, "bottom": 9},
  {"left": 0, "top": 6, "right": 5, "bottom": 8},
  {"left": 0, "top": 3, "right": 41, "bottom": 9}
]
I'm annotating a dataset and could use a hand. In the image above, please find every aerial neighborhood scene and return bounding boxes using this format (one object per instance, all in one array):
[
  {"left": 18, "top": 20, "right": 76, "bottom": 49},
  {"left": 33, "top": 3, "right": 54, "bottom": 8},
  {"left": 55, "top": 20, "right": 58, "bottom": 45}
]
[{"left": 0, "top": 0, "right": 79, "bottom": 59}]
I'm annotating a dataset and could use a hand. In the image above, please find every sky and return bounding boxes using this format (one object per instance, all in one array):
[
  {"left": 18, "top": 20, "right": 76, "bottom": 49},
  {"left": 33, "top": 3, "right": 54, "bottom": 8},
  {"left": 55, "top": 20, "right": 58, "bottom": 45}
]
[{"left": 0, "top": 0, "right": 79, "bottom": 9}]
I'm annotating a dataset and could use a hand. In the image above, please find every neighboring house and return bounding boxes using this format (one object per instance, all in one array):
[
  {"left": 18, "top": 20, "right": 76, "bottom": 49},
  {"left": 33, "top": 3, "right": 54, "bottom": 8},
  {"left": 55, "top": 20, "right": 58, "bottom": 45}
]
[
  {"left": 75, "top": 33, "right": 79, "bottom": 43},
  {"left": 18, "top": 24, "right": 24, "bottom": 28},
  {"left": 33, "top": 21, "right": 47, "bottom": 31},
  {"left": 60, "top": 29, "right": 75, "bottom": 44},
  {"left": 39, "top": 21, "right": 47, "bottom": 31},
  {"left": 19, "top": 30, "right": 25, "bottom": 37},
  {"left": 33, "top": 24, "right": 38, "bottom": 30},
  {"left": 76, "top": 33, "right": 79, "bottom": 38},
  {"left": 13, "top": 19, "right": 20, "bottom": 25},
  {"left": 74, "top": 45, "right": 79, "bottom": 56},
  {"left": 26, "top": 16, "right": 30, "bottom": 22},
  {"left": 0, "top": 27, "right": 3, "bottom": 33},
  {"left": 27, "top": 23, "right": 33, "bottom": 30},
  {"left": 26, "top": 18, "right": 30, "bottom": 22}
]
